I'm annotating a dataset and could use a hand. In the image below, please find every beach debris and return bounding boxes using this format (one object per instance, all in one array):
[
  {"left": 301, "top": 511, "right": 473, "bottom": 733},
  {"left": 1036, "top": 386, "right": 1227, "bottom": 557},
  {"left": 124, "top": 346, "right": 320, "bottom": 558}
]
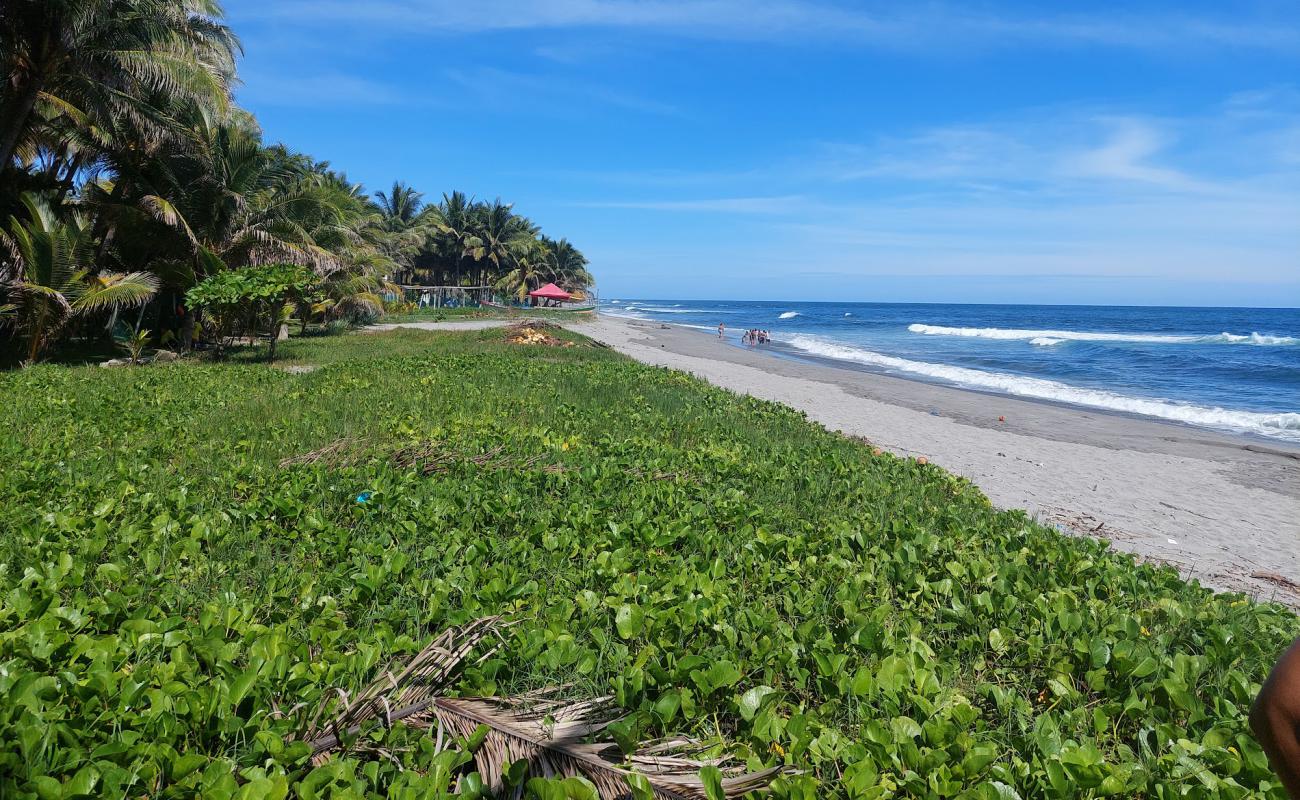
[
  {"left": 505, "top": 321, "right": 573, "bottom": 347},
  {"left": 300, "top": 619, "right": 789, "bottom": 797},
  {"left": 301, "top": 617, "right": 507, "bottom": 759},
  {"left": 872, "top": 448, "right": 884, "bottom": 456},
  {"left": 998, "top": 415, "right": 1006, "bottom": 422},
  {"left": 390, "top": 440, "right": 569, "bottom": 476},
  {"left": 355, "top": 491, "right": 374, "bottom": 505},
  {"left": 280, "top": 436, "right": 367, "bottom": 468},
  {"left": 1250, "top": 571, "right": 1300, "bottom": 594},
  {"left": 916, "top": 456, "right": 929, "bottom": 465},
  {"left": 1167, "top": 538, "right": 1178, "bottom": 545}
]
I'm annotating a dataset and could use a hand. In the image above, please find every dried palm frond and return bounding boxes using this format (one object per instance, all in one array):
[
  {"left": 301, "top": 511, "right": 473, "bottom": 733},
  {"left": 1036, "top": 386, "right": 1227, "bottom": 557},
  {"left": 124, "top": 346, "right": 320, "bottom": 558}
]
[
  {"left": 431, "top": 692, "right": 786, "bottom": 799},
  {"left": 302, "top": 616, "right": 506, "bottom": 757},
  {"left": 278, "top": 436, "right": 367, "bottom": 468},
  {"left": 302, "top": 620, "right": 788, "bottom": 798}
]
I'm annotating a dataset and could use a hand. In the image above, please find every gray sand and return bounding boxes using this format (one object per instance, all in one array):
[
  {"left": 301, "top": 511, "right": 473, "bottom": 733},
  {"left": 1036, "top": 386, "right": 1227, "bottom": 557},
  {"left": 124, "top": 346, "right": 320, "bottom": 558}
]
[{"left": 569, "top": 315, "right": 1300, "bottom": 607}]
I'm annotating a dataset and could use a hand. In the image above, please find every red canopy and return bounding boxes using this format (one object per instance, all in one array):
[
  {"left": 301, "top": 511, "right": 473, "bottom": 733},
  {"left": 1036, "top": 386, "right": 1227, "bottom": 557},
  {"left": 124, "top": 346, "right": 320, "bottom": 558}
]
[{"left": 528, "top": 283, "right": 572, "bottom": 300}]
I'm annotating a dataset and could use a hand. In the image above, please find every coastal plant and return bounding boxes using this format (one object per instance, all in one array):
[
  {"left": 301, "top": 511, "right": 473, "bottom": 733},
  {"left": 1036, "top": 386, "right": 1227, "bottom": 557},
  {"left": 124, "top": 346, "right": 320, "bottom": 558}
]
[
  {"left": 119, "top": 328, "right": 153, "bottom": 364},
  {"left": 1, "top": 194, "right": 159, "bottom": 362},
  {"left": 186, "top": 263, "right": 317, "bottom": 359},
  {"left": 0, "top": 328, "right": 1295, "bottom": 798}
]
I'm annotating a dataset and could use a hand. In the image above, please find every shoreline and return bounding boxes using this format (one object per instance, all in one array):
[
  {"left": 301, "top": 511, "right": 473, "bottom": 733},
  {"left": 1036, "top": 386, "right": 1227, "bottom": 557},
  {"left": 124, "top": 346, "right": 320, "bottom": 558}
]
[{"left": 569, "top": 314, "right": 1300, "bottom": 607}]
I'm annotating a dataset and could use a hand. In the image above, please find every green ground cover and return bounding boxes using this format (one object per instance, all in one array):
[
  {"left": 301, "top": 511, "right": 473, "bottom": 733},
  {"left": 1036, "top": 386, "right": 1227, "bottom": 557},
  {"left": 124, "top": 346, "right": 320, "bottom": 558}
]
[{"left": 1, "top": 329, "right": 1295, "bottom": 798}]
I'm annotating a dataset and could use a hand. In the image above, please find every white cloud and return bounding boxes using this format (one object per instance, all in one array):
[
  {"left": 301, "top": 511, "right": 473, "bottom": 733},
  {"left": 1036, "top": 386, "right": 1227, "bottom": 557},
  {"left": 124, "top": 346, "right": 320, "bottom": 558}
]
[
  {"left": 1058, "top": 119, "right": 1200, "bottom": 189},
  {"left": 572, "top": 195, "right": 805, "bottom": 213},
  {"left": 235, "top": 71, "right": 415, "bottom": 108},
  {"left": 239, "top": 0, "right": 1300, "bottom": 51},
  {"left": 442, "top": 66, "right": 681, "bottom": 117}
]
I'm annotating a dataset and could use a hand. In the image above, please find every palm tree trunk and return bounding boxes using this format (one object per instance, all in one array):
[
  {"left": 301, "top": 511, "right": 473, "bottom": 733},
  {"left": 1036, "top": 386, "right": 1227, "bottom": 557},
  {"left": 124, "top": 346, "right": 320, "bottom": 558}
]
[{"left": 0, "top": 74, "right": 44, "bottom": 171}]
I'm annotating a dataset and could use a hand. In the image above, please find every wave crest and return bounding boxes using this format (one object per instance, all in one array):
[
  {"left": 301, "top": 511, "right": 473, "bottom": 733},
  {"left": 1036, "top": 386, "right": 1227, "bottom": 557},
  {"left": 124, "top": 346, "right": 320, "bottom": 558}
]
[
  {"left": 784, "top": 333, "right": 1300, "bottom": 441},
  {"left": 908, "top": 323, "right": 1297, "bottom": 346},
  {"left": 779, "top": 311, "right": 800, "bottom": 319}
]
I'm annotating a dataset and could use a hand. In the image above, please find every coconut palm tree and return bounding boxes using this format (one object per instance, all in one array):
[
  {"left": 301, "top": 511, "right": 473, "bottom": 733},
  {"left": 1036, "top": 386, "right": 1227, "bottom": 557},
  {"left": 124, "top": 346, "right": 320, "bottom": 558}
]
[
  {"left": 0, "top": 0, "right": 239, "bottom": 172},
  {"left": 539, "top": 236, "right": 592, "bottom": 289},
  {"left": 1, "top": 194, "right": 157, "bottom": 361}
]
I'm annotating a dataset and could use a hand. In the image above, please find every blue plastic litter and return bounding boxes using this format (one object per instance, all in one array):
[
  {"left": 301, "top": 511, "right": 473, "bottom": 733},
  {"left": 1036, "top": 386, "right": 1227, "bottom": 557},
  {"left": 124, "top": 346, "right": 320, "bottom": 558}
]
[{"left": 356, "top": 491, "right": 373, "bottom": 505}]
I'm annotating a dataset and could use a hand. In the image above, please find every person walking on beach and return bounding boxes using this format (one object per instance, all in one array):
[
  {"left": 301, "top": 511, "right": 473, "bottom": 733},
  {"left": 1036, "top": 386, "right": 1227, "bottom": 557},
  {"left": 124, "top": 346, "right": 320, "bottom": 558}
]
[{"left": 718, "top": 322, "right": 725, "bottom": 339}]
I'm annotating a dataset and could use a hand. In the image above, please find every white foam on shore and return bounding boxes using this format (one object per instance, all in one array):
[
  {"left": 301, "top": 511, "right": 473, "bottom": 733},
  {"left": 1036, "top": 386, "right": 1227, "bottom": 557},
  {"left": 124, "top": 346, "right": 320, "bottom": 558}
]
[
  {"left": 626, "top": 305, "right": 724, "bottom": 314},
  {"left": 908, "top": 323, "right": 1298, "bottom": 346},
  {"left": 784, "top": 333, "right": 1300, "bottom": 441},
  {"left": 779, "top": 311, "right": 800, "bottom": 319}
]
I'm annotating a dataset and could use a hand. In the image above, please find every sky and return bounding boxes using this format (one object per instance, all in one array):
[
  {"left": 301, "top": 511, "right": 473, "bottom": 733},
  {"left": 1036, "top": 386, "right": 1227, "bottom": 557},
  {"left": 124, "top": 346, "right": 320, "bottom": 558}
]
[{"left": 223, "top": 0, "right": 1300, "bottom": 306}]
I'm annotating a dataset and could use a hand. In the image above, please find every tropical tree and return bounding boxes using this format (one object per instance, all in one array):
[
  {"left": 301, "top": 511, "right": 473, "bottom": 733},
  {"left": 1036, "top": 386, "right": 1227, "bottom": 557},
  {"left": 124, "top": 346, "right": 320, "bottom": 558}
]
[
  {"left": 1, "top": 194, "right": 157, "bottom": 361},
  {"left": 0, "top": 0, "right": 239, "bottom": 177}
]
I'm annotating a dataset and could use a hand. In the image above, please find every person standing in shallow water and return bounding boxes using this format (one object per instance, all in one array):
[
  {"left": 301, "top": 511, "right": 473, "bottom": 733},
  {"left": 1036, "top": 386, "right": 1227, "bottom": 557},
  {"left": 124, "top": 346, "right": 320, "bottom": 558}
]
[{"left": 1252, "top": 637, "right": 1300, "bottom": 796}]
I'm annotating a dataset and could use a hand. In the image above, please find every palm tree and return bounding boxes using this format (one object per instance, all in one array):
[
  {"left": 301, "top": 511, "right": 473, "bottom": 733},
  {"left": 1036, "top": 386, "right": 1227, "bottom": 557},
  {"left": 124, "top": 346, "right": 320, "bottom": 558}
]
[
  {"left": 0, "top": 0, "right": 239, "bottom": 171},
  {"left": 539, "top": 237, "right": 592, "bottom": 290},
  {"left": 419, "top": 191, "right": 480, "bottom": 285},
  {"left": 467, "top": 200, "right": 538, "bottom": 289},
  {"left": 373, "top": 181, "right": 423, "bottom": 227},
  {"left": 1, "top": 194, "right": 157, "bottom": 361}
]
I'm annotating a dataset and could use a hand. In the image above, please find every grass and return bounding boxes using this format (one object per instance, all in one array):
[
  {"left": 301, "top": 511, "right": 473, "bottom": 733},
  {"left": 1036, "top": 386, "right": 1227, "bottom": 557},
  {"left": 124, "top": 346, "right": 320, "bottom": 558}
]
[{"left": 1, "top": 328, "right": 1295, "bottom": 799}]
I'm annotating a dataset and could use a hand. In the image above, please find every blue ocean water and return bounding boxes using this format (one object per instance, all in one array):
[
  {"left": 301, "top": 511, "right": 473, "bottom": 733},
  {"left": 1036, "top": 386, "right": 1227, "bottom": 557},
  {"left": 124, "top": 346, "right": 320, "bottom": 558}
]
[{"left": 601, "top": 300, "right": 1300, "bottom": 442}]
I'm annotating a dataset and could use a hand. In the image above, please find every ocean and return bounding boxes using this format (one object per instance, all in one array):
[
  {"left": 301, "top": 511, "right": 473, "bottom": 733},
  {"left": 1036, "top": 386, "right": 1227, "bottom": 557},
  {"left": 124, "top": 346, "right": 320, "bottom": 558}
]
[{"left": 600, "top": 300, "right": 1300, "bottom": 443}]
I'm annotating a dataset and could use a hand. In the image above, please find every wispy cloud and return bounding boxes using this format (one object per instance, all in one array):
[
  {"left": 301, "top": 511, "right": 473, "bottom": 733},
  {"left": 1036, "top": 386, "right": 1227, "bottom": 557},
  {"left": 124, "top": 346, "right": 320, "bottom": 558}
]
[
  {"left": 812, "top": 104, "right": 1300, "bottom": 198},
  {"left": 572, "top": 95, "right": 1300, "bottom": 291},
  {"left": 235, "top": 71, "right": 416, "bottom": 108},
  {"left": 242, "top": 1, "right": 1300, "bottom": 52},
  {"left": 572, "top": 195, "right": 804, "bottom": 213},
  {"left": 1060, "top": 119, "right": 1201, "bottom": 189},
  {"left": 443, "top": 66, "right": 680, "bottom": 117}
]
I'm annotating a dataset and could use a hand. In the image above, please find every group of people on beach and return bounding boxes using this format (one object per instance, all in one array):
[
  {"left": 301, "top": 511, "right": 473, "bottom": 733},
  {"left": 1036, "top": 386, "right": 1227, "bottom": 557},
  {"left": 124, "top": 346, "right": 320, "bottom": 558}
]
[{"left": 717, "top": 322, "right": 770, "bottom": 346}]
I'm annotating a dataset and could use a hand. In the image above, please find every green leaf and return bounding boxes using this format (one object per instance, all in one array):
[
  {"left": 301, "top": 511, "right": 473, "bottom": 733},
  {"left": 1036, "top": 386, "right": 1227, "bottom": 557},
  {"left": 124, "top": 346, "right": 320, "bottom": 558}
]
[
  {"left": 615, "top": 604, "right": 645, "bottom": 639},
  {"left": 699, "top": 765, "right": 726, "bottom": 800},
  {"left": 738, "top": 685, "right": 776, "bottom": 721}
]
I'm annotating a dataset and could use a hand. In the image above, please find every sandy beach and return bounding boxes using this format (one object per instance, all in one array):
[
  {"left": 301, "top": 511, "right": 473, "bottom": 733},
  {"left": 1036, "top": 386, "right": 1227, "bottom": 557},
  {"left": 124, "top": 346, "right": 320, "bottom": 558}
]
[{"left": 562, "top": 314, "right": 1300, "bottom": 606}]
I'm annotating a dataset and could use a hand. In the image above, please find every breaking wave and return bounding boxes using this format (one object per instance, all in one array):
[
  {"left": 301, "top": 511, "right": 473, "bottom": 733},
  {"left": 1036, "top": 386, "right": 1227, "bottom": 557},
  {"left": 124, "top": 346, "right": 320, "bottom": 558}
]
[
  {"left": 778, "top": 311, "right": 800, "bottom": 319},
  {"left": 784, "top": 333, "right": 1300, "bottom": 441},
  {"left": 908, "top": 324, "right": 1298, "bottom": 346}
]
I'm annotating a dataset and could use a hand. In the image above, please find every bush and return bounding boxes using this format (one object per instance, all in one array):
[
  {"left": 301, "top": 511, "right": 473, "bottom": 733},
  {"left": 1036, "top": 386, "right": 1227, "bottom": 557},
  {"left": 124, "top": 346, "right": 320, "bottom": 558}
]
[{"left": 187, "top": 264, "right": 319, "bottom": 359}]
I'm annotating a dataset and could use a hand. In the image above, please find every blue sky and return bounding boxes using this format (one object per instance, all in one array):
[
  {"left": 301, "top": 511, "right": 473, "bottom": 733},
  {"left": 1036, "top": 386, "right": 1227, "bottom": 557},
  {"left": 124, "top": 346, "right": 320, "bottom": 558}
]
[{"left": 224, "top": 0, "right": 1300, "bottom": 306}]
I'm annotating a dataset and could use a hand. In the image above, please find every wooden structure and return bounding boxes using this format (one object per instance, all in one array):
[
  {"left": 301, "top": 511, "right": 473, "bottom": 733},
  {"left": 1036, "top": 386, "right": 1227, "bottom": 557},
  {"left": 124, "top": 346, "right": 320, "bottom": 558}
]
[{"left": 399, "top": 285, "right": 495, "bottom": 309}]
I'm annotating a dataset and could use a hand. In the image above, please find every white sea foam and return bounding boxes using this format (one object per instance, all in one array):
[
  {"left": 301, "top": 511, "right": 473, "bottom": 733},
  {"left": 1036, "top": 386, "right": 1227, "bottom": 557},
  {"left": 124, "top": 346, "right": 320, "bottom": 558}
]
[
  {"left": 844, "top": 313, "right": 853, "bottom": 317},
  {"left": 779, "top": 311, "right": 800, "bottom": 319},
  {"left": 783, "top": 333, "right": 1300, "bottom": 441},
  {"left": 908, "top": 323, "right": 1298, "bottom": 346},
  {"left": 635, "top": 306, "right": 724, "bottom": 314},
  {"left": 1030, "top": 337, "right": 1065, "bottom": 346}
]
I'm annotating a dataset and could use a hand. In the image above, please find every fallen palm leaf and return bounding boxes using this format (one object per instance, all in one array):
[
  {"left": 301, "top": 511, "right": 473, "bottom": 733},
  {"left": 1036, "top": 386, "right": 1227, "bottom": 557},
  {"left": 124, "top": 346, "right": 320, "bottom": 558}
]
[
  {"left": 431, "top": 692, "right": 787, "bottom": 799},
  {"left": 303, "top": 621, "right": 787, "bottom": 797},
  {"left": 302, "top": 616, "right": 506, "bottom": 758}
]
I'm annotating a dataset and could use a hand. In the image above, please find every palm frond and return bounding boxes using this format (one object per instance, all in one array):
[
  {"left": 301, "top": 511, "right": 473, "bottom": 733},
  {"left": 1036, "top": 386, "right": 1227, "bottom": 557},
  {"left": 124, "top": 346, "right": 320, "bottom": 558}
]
[
  {"left": 72, "top": 271, "right": 160, "bottom": 312},
  {"left": 303, "top": 621, "right": 787, "bottom": 798},
  {"left": 432, "top": 694, "right": 785, "bottom": 799},
  {"left": 302, "top": 617, "right": 507, "bottom": 757}
]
